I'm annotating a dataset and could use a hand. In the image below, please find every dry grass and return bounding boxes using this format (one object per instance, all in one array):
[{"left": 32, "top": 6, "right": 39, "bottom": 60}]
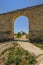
[{"left": 33, "top": 43, "right": 43, "bottom": 50}]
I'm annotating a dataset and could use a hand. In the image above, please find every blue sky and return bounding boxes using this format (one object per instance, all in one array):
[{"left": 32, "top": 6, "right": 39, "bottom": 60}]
[
  {"left": 0, "top": 0, "right": 43, "bottom": 33},
  {"left": 14, "top": 16, "right": 29, "bottom": 34},
  {"left": 0, "top": 0, "right": 43, "bottom": 13}
]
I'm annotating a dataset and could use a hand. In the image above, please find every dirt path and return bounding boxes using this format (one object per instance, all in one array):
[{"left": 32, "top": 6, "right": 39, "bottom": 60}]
[
  {"left": 0, "top": 42, "right": 13, "bottom": 53},
  {"left": 17, "top": 35, "right": 43, "bottom": 65},
  {"left": 18, "top": 41, "right": 43, "bottom": 56}
]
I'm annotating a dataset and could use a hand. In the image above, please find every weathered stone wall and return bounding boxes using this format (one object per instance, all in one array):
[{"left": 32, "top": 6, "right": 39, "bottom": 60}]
[{"left": 0, "top": 4, "right": 43, "bottom": 42}]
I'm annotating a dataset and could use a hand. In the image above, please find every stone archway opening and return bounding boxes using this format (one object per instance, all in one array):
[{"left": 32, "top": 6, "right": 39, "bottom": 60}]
[{"left": 14, "top": 16, "right": 29, "bottom": 40}]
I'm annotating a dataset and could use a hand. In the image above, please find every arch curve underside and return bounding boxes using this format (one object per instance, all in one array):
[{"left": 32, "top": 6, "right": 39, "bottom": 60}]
[{"left": 0, "top": 4, "right": 43, "bottom": 42}]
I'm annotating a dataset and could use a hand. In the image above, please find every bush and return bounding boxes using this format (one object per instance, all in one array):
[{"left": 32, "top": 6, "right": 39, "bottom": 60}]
[
  {"left": 5, "top": 51, "right": 15, "bottom": 65},
  {"left": 5, "top": 44, "right": 37, "bottom": 65},
  {"left": 16, "top": 32, "right": 22, "bottom": 38},
  {"left": 21, "top": 31, "right": 26, "bottom": 35},
  {"left": 14, "top": 55, "right": 22, "bottom": 65}
]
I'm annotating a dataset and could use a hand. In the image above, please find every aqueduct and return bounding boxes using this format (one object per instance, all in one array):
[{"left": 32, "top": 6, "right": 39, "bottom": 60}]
[{"left": 0, "top": 4, "right": 43, "bottom": 42}]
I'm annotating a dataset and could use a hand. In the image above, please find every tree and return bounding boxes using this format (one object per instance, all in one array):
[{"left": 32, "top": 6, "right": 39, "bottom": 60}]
[
  {"left": 21, "top": 31, "right": 26, "bottom": 35},
  {"left": 16, "top": 32, "right": 22, "bottom": 38}
]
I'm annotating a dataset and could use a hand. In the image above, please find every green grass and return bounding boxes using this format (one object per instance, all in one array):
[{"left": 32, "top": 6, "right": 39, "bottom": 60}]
[
  {"left": 16, "top": 32, "right": 22, "bottom": 38},
  {"left": 33, "top": 43, "right": 43, "bottom": 49},
  {"left": 5, "top": 42, "right": 37, "bottom": 65}
]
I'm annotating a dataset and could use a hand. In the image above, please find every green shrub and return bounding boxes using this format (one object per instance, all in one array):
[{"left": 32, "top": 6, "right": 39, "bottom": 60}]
[
  {"left": 16, "top": 32, "right": 22, "bottom": 38},
  {"left": 15, "top": 47, "right": 23, "bottom": 55},
  {"left": 5, "top": 45, "right": 37, "bottom": 65},
  {"left": 5, "top": 51, "right": 15, "bottom": 65},
  {"left": 14, "top": 55, "right": 22, "bottom": 65}
]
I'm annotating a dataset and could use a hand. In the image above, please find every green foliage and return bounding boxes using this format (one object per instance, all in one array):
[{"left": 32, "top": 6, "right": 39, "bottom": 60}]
[
  {"left": 27, "top": 55, "right": 36, "bottom": 65},
  {"left": 15, "top": 47, "right": 22, "bottom": 55},
  {"left": 21, "top": 31, "right": 26, "bottom": 35},
  {"left": 16, "top": 32, "right": 22, "bottom": 38},
  {"left": 14, "top": 55, "right": 22, "bottom": 65},
  {"left": 5, "top": 51, "right": 15, "bottom": 65},
  {"left": 5, "top": 46, "right": 37, "bottom": 65},
  {"left": 0, "top": 42, "right": 37, "bottom": 65}
]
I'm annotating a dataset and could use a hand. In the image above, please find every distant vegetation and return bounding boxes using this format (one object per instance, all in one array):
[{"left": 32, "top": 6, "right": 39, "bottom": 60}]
[
  {"left": 15, "top": 31, "right": 29, "bottom": 39},
  {"left": 16, "top": 32, "right": 22, "bottom": 38},
  {"left": 21, "top": 31, "right": 26, "bottom": 35}
]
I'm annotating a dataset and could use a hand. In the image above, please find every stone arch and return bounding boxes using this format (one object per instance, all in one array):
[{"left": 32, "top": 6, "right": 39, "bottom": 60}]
[
  {"left": 14, "top": 16, "right": 29, "bottom": 34},
  {"left": 0, "top": 4, "right": 43, "bottom": 42},
  {"left": 11, "top": 13, "right": 30, "bottom": 40}
]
